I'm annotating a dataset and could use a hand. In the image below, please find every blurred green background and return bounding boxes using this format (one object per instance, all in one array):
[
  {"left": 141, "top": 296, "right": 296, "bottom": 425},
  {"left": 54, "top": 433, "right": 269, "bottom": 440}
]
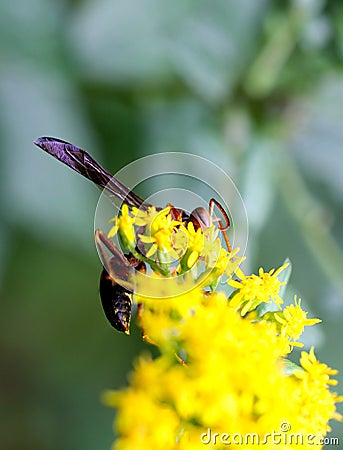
[{"left": 1, "top": 0, "right": 343, "bottom": 448}]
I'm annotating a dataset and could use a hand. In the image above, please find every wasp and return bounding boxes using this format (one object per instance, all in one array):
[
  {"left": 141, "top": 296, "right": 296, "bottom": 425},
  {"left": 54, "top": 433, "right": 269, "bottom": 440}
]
[{"left": 34, "top": 137, "right": 230, "bottom": 333}]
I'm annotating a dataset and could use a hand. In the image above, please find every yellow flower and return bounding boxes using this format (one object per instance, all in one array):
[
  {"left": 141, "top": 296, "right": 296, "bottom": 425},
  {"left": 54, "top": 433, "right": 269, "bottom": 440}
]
[
  {"left": 108, "top": 204, "right": 136, "bottom": 247},
  {"left": 293, "top": 347, "right": 343, "bottom": 434},
  {"left": 201, "top": 225, "right": 221, "bottom": 262},
  {"left": 178, "top": 221, "right": 204, "bottom": 268},
  {"left": 107, "top": 287, "right": 341, "bottom": 449},
  {"left": 297, "top": 347, "right": 339, "bottom": 387},
  {"left": 210, "top": 247, "right": 242, "bottom": 276},
  {"left": 228, "top": 263, "right": 289, "bottom": 315},
  {"left": 103, "top": 208, "right": 341, "bottom": 449},
  {"left": 139, "top": 206, "right": 181, "bottom": 258},
  {"left": 112, "top": 389, "right": 180, "bottom": 450},
  {"left": 136, "top": 282, "right": 205, "bottom": 346},
  {"left": 132, "top": 205, "right": 160, "bottom": 227},
  {"left": 275, "top": 297, "right": 321, "bottom": 349}
]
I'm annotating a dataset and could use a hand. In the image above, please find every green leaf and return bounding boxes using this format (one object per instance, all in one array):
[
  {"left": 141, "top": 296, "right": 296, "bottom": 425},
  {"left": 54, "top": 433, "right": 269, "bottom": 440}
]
[
  {"left": 278, "top": 258, "right": 292, "bottom": 298},
  {"left": 282, "top": 358, "right": 303, "bottom": 376}
]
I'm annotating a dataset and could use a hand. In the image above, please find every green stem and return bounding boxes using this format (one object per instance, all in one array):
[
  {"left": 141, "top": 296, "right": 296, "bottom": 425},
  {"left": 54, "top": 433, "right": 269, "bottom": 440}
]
[
  {"left": 276, "top": 151, "right": 343, "bottom": 295},
  {"left": 131, "top": 247, "right": 170, "bottom": 277},
  {"left": 244, "top": 4, "right": 308, "bottom": 97}
]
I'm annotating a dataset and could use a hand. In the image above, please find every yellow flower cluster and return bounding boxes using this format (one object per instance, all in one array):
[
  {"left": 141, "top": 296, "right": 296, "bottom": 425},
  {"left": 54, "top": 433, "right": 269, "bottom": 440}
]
[
  {"left": 107, "top": 203, "right": 237, "bottom": 277},
  {"left": 137, "top": 206, "right": 182, "bottom": 259},
  {"left": 104, "top": 203, "right": 342, "bottom": 450},
  {"left": 228, "top": 264, "right": 288, "bottom": 314},
  {"left": 274, "top": 298, "right": 321, "bottom": 351},
  {"left": 108, "top": 204, "right": 136, "bottom": 249}
]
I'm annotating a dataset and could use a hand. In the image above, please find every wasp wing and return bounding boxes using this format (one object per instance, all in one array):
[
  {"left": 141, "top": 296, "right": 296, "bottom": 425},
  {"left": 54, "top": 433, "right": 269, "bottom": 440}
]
[{"left": 34, "top": 136, "right": 150, "bottom": 209}]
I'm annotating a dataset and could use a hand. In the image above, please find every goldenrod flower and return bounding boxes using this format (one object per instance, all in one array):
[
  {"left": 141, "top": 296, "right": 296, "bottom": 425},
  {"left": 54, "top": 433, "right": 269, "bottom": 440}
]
[
  {"left": 103, "top": 203, "right": 341, "bottom": 450},
  {"left": 293, "top": 347, "right": 343, "bottom": 434},
  {"left": 178, "top": 221, "right": 204, "bottom": 268},
  {"left": 275, "top": 297, "right": 321, "bottom": 349},
  {"left": 210, "top": 247, "right": 241, "bottom": 275},
  {"left": 108, "top": 204, "right": 136, "bottom": 247},
  {"left": 106, "top": 289, "right": 341, "bottom": 449},
  {"left": 297, "top": 347, "right": 340, "bottom": 387},
  {"left": 132, "top": 205, "right": 161, "bottom": 227},
  {"left": 139, "top": 206, "right": 181, "bottom": 258},
  {"left": 201, "top": 225, "right": 221, "bottom": 263},
  {"left": 228, "top": 263, "right": 289, "bottom": 315}
]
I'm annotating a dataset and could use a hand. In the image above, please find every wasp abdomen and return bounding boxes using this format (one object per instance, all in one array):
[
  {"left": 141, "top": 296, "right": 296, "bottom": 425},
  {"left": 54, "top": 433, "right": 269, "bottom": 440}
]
[{"left": 99, "top": 269, "right": 132, "bottom": 334}]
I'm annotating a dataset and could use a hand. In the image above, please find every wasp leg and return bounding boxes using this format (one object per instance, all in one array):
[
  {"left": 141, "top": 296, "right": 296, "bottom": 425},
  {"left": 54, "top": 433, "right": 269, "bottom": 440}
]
[{"left": 95, "top": 229, "right": 133, "bottom": 290}]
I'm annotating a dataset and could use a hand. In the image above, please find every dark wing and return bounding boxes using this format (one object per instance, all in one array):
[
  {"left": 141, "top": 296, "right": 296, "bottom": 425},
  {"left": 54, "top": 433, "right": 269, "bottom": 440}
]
[{"left": 34, "top": 136, "right": 150, "bottom": 209}]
